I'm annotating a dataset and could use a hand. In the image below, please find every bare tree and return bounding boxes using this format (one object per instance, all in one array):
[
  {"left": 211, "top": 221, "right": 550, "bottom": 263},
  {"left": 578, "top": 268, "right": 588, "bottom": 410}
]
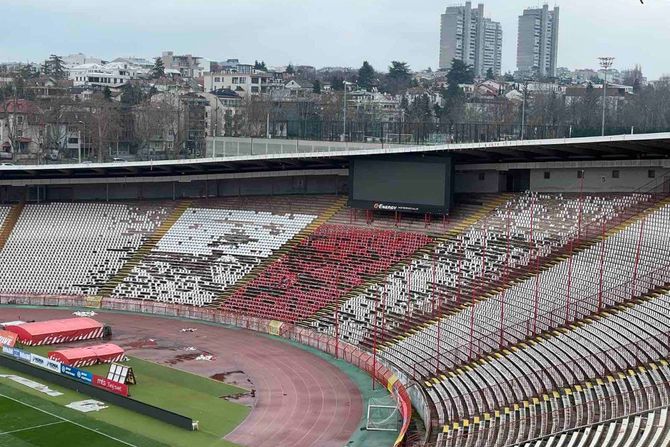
[
  {"left": 86, "top": 94, "right": 120, "bottom": 162},
  {"left": 238, "top": 95, "right": 272, "bottom": 137}
]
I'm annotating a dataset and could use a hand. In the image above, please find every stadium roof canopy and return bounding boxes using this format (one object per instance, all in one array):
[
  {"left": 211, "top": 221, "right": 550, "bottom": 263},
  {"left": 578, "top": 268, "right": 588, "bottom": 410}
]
[{"left": 1, "top": 133, "right": 670, "bottom": 183}]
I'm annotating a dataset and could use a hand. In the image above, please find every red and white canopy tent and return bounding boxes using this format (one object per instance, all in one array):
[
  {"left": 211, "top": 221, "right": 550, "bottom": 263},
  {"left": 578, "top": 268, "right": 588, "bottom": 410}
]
[
  {"left": 49, "top": 344, "right": 125, "bottom": 368},
  {"left": 5, "top": 318, "right": 106, "bottom": 346}
]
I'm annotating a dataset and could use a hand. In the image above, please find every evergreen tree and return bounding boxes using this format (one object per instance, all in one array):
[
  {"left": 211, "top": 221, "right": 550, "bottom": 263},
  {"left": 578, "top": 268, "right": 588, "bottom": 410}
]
[
  {"left": 313, "top": 80, "right": 322, "bottom": 94},
  {"left": 254, "top": 60, "right": 267, "bottom": 71},
  {"left": 331, "top": 77, "right": 344, "bottom": 91},
  {"left": 286, "top": 64, "right": 295, "bottom": 75},
  {"left": 48, "top": 55, "right": 66, "bottom": 79},
  {"left": 486, "top": 67, "right": 495, "bottom": 80},
  {"left": 151, "top": 57, "right": 165, "bottom": 79},
  {"left": 357, "top": 61, "right": 375, "bottom": 91},
  {"left": 447, "top": 59, "right": 475, "bottom": 86},
  {"left": 384, "top": 61, "right": 412, "bottom": 94}
]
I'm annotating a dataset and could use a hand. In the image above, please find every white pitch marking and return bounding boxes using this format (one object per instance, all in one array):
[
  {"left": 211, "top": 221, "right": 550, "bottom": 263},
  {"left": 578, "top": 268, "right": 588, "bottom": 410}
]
[
  {"left": 0, "top": 393, "right": 138, "bottom": 446},
  {"left": 0, "top": 421, "right": 65, "bottom": 436}
]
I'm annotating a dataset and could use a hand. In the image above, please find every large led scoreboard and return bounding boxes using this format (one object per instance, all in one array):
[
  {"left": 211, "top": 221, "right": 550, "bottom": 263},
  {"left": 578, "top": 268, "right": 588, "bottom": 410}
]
[{"left": 348, "top": 155, "right": 453, "bottom": 214}]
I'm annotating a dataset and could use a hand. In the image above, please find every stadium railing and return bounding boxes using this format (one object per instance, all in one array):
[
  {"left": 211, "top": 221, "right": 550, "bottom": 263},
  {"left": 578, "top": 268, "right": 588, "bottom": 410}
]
[{"left": 410, "top": 260, "right": 670, "bottom": 378}]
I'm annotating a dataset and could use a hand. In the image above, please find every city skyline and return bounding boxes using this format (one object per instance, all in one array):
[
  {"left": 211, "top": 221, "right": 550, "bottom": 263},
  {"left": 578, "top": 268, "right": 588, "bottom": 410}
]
[{"left": 1, "top": 0, "right": 669, "bottom": 78}]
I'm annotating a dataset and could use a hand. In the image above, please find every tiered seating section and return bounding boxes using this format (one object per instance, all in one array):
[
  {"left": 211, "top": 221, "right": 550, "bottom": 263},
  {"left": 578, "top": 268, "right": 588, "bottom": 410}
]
[
  {"left": 0, "top": 202, "right": 171, "bottom": 295},
  {"left": 0, "top": 191, "right": 668, "bottom": 447},
  {"left": 437, "top": 289, "right": 670, "bottom": 446},
  {"left": 110, "top": 207, "right": 316, "bottom": 306},
  {"left": 312, "top": 193, "right": 649, "bottom": 346},
  {"left": 0, "top": 206, "right": 10, "bottom": 227},
  {"left": 222, "top": 224, "right": 433, "bottom": 322},
  {"left": 381, "top": 202, "right": 670, "bottom": 381},
  {"left": 513, "top": 406, "right": 670, "bottom": 447}
]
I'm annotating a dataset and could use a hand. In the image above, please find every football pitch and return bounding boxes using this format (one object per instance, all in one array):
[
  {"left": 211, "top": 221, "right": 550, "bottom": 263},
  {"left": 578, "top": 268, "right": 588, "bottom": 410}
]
[
  {"left": 0, "top": 355, "right": 250, "bottom": 447},
  {"left": 0, "top": 392, "right": 143, "bottom": 447}
]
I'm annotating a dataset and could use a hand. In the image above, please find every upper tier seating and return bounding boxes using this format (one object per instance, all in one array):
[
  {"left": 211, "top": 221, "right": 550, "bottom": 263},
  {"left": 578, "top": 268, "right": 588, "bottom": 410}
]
[
  {"left": 313, "top": 193, "right": 649, "bottom": 346},
  {"left": 381, "top": 202, "right": 670, "bottom": 379},
  {"left": 110, "top": 207, "right": 316, "bottom": 306},
  {"left": 0, "top": 202, "right": 171, "bottom": 295},
  {"left": 222, "top": 224, "right": 433, "bottom": 323}
]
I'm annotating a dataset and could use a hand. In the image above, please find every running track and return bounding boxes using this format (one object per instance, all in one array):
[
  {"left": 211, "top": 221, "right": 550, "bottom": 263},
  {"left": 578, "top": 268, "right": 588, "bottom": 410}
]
[{"left": 1, "top": 308, "right": 363, "bottom": 447}]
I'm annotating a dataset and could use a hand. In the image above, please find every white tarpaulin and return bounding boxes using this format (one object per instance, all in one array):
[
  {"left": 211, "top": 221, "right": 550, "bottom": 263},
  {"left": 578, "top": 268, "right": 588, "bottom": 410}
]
[
  {"left": 0, "top": 374, "right": 63, "bottom": 397},
  {"left": 66, "top": 400, "right": 108, "bottom": 413}
]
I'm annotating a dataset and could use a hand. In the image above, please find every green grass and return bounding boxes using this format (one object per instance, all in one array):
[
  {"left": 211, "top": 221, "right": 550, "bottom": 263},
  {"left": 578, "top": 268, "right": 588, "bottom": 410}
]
[
  {"left": 0, "top": 352, "right": 251, "bottom": 447},
  {"left": 0, "top": 386, "right": 167, "bottom": 446}
]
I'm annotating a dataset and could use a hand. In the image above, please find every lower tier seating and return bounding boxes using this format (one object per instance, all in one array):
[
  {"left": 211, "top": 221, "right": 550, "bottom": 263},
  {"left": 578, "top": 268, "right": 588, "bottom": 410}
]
[
  {"left": 0, "top": 206, "right": 10, "bottom": 227},
  {"left": 222, "top": 224, "right": 433, "bottom": 323},
  {"left": 0, "top": 202, "right": 172, "bottom": 295},
  {"left": 437, "top": 360, "right": 670, "bottom": 447},
  {"left": 313, "top": 193, "right": 650, "bottom": 347},
  {"left": 111, "top": 207, "right": 316, "bottom": 306},
  {"left": 512, "top": 406, "right": 670, "bottom": 447}
]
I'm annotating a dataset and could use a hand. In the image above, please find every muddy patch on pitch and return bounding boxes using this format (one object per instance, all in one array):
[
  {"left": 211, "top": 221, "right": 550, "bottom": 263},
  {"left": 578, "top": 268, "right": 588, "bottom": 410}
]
[
  {"left": 211, "top": 370, "right": 256, "bottom": 406},
  {"left": 165, "top": 352, "right": 203, "bottom": 364}
]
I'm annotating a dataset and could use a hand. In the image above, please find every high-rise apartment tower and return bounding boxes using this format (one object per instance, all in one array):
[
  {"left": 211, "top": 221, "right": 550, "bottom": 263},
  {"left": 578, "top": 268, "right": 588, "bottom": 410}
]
[
  {"left": 439, "top": 2, "right": 502, "bottom": 77},
  {"left": 517, "top": 4, "right": 560, "bottom": 78}
]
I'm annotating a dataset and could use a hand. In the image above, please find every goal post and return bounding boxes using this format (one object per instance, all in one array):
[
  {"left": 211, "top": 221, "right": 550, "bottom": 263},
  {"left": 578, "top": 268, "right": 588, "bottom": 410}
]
[{"left": 366, "top": 395, "right": 401, "bottom": 432}]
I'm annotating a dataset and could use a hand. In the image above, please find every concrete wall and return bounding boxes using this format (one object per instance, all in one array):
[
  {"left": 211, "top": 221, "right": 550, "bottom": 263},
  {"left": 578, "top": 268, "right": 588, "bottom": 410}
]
[
  {"left": 530, "top": 167, "right": 670, "bottom": 193},
  {"left": 454, "top": 170, "right": 501, "bottom": 193},
  {"left": 1, "top": 175, "right": 347, "bottom": 203}
]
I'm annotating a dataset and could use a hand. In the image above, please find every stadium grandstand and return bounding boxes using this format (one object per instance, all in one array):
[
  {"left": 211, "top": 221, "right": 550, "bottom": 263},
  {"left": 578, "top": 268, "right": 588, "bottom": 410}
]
[{"left": 1, "top": 132, "right": 670, "bottom": 446}]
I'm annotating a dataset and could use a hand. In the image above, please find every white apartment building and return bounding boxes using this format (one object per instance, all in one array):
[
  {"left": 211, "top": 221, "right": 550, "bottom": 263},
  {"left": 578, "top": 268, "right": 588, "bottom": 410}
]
[
  {"left": 68, "top": 62, "right": 135, "bottom": 88},
  {"left": 203, "top": 70, "right": 282, "bottom": 96},
  {"left": 439, "top": 2, "right": 502, "bottom": 77}
]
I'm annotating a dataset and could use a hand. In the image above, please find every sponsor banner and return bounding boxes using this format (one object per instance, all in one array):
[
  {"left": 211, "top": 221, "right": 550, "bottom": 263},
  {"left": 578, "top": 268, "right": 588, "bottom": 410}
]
[
  {"left": 60, "top": 364, "right": 93, "bottom": 384},
  {"left": 2, "top": 345, "right": 13, "bottom": 355},
  {"left": 92, "top": 374, "right": 128, "bottom": 397},
  {"left": 373, "top": 203, "right": 420, "bottom": 212},
  {"left": 0, "top": 330, "right": 17, "bottom": 348},
  {"left": 30, "top": 354, "right": 61, "bottom": 373},
  {"left": 16, "top": 348, "right": 32, "bottom": 362}
]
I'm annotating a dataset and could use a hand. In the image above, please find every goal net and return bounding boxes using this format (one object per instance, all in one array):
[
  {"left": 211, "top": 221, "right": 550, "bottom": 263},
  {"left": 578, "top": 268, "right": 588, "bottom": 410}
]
[{"left": 366, "top": 395, "right": 400, "bottom": 432}]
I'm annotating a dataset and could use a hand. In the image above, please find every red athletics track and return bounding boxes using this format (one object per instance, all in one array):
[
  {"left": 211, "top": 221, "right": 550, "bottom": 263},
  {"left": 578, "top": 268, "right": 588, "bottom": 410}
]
[{"left": 1, "top": 307, "right": 363, "bottom": 447}]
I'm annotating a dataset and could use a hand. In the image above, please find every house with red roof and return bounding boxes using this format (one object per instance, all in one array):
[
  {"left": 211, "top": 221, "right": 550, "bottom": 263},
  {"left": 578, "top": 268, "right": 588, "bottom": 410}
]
[{"left": 0, "top": 99, "right": 45, "bottom": 160}]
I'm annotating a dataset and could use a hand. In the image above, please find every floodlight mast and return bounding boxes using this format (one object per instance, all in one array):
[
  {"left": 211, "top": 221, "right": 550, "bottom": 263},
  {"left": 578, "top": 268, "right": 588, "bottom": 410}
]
[{"left": 598, "top": 57, "right": 615, "bottom": 136}]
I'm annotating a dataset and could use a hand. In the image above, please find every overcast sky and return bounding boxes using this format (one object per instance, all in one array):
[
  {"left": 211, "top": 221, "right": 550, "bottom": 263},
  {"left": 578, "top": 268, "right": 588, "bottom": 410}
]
[{"left": 2, "top": 0, "right": 669, "bottom": 79}]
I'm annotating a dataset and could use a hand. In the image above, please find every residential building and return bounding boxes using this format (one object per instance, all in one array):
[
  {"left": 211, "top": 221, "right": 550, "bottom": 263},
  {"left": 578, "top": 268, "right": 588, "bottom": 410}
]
[
  {"left": 68, "top": 63, "right": 133, "bottom": 88},
  {"left": 0, "top": 99, "right": 44, "bottom": 160},
  {"left": 284, "top": 80, "right": 315, "bottom": 97},
  {"left": 203, "top": 70, "right": 283, "bottom": 96},
  {"left": 439, "top": 2, "right": 502, "bottom": 77},
  {"left": 62, "top": 53, "right": 104, "bottom": 66},
  {"left": 517, "top": 5, "right": 560, "bottom": 78},
  {"left": 161, "top": 51, "right": 211, "bottom": 78},
  {"left": 200, "top": 90, "right": 242, "bottom": 137},
  {"left": 564, "top": 84, "right": 630, "bottom": 109}
]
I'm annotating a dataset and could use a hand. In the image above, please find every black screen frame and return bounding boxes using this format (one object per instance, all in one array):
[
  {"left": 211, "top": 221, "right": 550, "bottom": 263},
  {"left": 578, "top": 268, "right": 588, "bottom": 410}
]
[{"left": 348, "top": 155, "right": 453, "bottom": 214}]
